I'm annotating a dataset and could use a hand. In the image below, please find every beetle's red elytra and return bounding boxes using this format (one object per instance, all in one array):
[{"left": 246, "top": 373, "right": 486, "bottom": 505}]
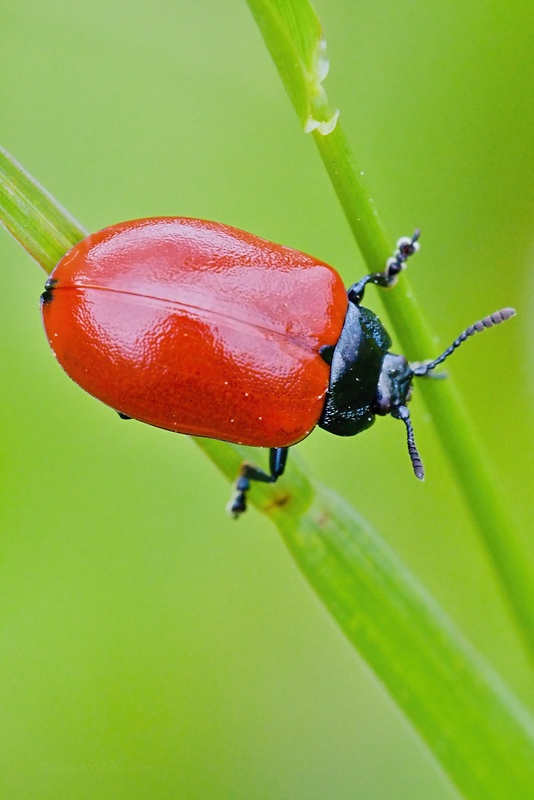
[
  {"left": 41, "top": 218, "right": 515, "bottom": 516},
  {"left": 42, "top": 217, "right": 347, "bottom": 448}
]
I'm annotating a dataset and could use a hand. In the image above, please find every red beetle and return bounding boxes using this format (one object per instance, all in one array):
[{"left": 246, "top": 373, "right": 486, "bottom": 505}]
[{"left": 41, "top": 217, "right": 514, "bottom": 515}]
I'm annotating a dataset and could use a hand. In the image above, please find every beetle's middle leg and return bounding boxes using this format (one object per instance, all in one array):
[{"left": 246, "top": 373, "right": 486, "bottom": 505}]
[{"left": 228, "top": 447, "right": 288, "bottom": 518}]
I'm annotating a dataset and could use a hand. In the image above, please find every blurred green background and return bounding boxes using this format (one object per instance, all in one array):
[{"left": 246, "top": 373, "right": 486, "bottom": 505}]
[{"left": 1, "top": 1, "right": 533, "bottom": 797}]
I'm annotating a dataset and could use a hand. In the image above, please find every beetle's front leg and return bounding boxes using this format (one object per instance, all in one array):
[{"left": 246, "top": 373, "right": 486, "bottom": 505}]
[
  {"left": 348, "top": 230, "right": 420, "bottom": 304},
  {"left": 227, "top": 447, "right": 288, "bottom": 518}
]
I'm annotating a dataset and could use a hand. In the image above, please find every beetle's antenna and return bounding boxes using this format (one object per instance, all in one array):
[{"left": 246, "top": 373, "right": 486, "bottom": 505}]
[
  {"left": 392, "top": 405, "right": 424, "bottom": 480},
  {"left": 411, "top": 308, "right": 516, "bottom": 377}
]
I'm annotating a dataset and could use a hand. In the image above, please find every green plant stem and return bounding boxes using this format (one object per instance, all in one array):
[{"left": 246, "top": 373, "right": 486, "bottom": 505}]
[
  {"left": 245, "top": 0, "right": 533, "bottom": 662},
  {"left": 280, "top": 486, "right": 534, "bottom": 800},
  {"left": 0, "top": 146, "right": 87, "bottom": 271},
  {"left": 198, "top": 438, "right": 534, "bottom": 800},
  {"left": 2, "top": 110, "right": 534, "bottom": 800},
  {"left": 311, "top": 123, "right": 534, "bottom": 660}
]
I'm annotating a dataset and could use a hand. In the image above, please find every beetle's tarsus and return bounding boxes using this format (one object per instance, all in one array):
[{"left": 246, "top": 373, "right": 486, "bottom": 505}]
[
  {"left": 227, "top": 473, "right": 250, "bottom": 518},
  {"left": 385, "top": 229, "right": 420, "bottom": 282},
  {"left": 227, "top": 448, "right": 288, "bottom": 518},
  {"left": 347, "top": 229, "right": 420, "bottom": 304},
  {"left": 228, "top": 491, "right": 247, "bottom": 518}
]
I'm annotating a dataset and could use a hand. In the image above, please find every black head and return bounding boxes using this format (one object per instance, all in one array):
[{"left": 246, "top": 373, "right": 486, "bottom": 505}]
[{"left": 374, "top": 307, "right": 516, "bottom": 479}]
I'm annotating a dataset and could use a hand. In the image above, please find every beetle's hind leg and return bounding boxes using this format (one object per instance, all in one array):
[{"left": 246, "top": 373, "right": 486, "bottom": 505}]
[{"left": 228, "top": 447, "right": 288, "bottom": 518}]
